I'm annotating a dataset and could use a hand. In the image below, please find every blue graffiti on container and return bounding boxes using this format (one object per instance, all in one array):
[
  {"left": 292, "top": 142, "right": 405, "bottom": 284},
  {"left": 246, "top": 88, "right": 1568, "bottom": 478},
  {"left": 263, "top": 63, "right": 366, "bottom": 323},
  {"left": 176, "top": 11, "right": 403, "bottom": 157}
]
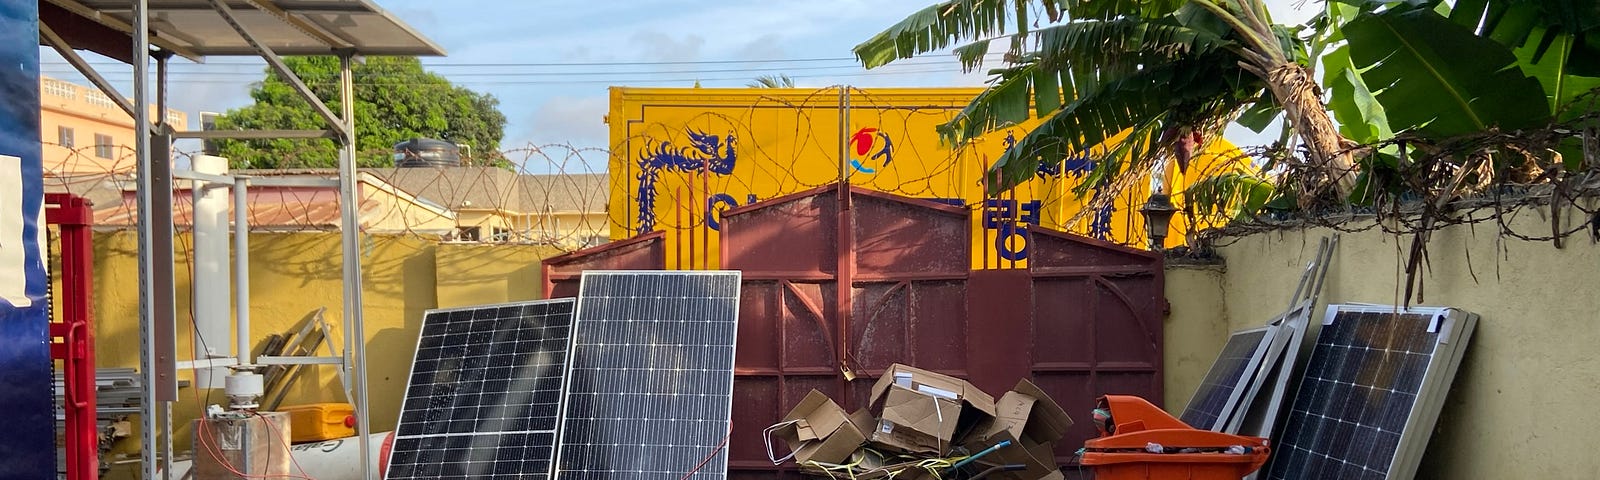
[{"left": 634, "top": 130, "right": 737, "bottom": 234}]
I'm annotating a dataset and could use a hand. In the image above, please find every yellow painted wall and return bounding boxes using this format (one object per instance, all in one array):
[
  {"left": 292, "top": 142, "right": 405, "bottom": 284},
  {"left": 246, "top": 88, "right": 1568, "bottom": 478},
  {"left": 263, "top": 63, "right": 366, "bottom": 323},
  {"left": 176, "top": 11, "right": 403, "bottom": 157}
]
[
  {"left": 52, "top": 230, "right": 553, "bottom": 475},
  {"left": 434, "top": 242, "right": 562, "bottom": 308},
  {"left": 607, "top": 87, "right": 1251, "bottom": 269},
  {"left": 1162, "top": 207, "right": 1600, "bottom": 478}
]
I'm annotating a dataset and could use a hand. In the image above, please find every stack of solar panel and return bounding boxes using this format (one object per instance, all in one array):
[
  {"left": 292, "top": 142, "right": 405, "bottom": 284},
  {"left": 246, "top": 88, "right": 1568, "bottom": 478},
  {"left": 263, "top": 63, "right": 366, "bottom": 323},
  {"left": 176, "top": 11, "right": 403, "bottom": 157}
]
[
  {"left": 385, "top": 271, "right": 742, "bottom": 480},
  {"left": 1181, "top": 304, "right": 1477, "bottom": 480},
  {"left": 52, "top": 368, "right": 143, "bottom": 478}
]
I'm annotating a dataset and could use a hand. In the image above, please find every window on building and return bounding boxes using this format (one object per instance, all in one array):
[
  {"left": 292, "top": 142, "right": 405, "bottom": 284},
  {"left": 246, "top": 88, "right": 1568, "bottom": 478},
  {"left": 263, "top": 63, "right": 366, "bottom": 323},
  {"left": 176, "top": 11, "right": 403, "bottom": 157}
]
[
  {"left": 57, "top": 127, "right": 74, "bottom": 149},
  {"left": 491, "top": 227, "right": 513, "bottom": 243},
  {"left": 456, "top": 226, "right": 481, "bottom": 242},
  {"left": 93, "top": 134, "right": 114, "bottom": 159}
]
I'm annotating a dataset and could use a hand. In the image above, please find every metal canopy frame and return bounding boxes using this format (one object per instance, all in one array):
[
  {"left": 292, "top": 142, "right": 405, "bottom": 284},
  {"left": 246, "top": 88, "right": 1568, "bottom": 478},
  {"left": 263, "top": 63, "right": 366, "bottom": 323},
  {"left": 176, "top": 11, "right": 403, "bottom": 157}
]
[{"left": 38, "top": 2, "right": 444, "bottom": 480}]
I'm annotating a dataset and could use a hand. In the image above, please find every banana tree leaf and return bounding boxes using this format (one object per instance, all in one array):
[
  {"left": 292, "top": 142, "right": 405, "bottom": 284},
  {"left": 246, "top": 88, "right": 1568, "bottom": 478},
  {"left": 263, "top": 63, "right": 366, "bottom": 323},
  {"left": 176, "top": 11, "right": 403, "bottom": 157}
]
[
  {"left": 1511, "top": 25, "right": 1600, "bottom": 120},
  {"left": 1345, "top": 6, "right": 1551, "bottom": 138},
  {"left": 1234, "top": 98, "right": 1281, "bottom": 133},
  {"left": 1322, "top": 45, "right": 1393, "bottom": 143}
]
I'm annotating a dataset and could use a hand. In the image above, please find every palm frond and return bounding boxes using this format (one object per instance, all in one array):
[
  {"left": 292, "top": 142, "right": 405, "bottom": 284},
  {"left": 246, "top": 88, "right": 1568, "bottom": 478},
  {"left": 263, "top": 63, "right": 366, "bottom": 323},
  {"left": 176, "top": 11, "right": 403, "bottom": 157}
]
[
  {"left": 855, "top": 0, "right": 1194, "bottom": 69},
  {"left": 982, "top": 52, "right": 1258, "bottom": 195},
  {"left": 854, "top": 0, "right": 1020, "bottom": 69},
  {"left": 938, "top": 20, "right": 1234, "bottom": 146}
]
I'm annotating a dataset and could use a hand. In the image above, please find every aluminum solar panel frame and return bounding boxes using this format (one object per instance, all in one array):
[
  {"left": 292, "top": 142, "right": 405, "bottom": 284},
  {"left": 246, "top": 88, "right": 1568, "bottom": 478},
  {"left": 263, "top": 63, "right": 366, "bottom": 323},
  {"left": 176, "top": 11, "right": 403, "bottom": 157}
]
[
  {"left": 385, "top": 298, "right": 578, "bottom": 480},
  {"left": 1181, "top": 326, "right": 1276, "bottom": 431},
  {"left": 1263, "top": 305, "right": 1477, "bottom": 480},
  {"left": 555, "top": 270, "right": 742, "bottom": 480},
  {"left": 1234, "top": 300, "right": 1316, "bottom": 439}
]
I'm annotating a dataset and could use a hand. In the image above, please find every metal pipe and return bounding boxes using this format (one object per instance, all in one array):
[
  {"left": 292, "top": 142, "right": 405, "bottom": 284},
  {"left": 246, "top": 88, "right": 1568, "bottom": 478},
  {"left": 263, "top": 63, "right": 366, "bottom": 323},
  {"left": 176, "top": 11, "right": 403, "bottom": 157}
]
[
  {"left": 235, "top": 177, "right": 250, "bottom": 367},
  {"left": 132, "top": 1, "right": 157, "bottom": 479},
  {"left": 338, "top": 54, "right": 375, "bottom": 480}
]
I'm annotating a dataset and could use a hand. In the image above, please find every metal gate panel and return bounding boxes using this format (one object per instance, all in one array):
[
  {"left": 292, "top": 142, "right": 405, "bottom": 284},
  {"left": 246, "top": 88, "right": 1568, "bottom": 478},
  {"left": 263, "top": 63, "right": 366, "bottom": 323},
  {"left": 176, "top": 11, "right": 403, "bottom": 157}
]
[
  {"left": 540, "top": 230, "right": 665, "bottom": 298},
  {"left": 568, "top": 184, "right": 1165, "bottom": 479}
]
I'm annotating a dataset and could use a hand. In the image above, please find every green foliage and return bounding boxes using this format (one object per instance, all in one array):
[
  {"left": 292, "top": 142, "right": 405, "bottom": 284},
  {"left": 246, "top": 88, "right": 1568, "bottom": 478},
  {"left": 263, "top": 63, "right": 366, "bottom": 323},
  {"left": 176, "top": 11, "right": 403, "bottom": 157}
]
[
  {"left": 1181, "top": 171, "right": 1277, "bottom": 220},
  {"left": 857, "top": 0, "right": 1294, "bottom": 197},
  {"left": 214, "top": 56, "right": 507, "bottom": 169},
  {"left": 747, "top": 74, "right": 797, "bottom": 88},
  {"left": 1343, "top": 6, "right": 1551, "bottom": 138}
]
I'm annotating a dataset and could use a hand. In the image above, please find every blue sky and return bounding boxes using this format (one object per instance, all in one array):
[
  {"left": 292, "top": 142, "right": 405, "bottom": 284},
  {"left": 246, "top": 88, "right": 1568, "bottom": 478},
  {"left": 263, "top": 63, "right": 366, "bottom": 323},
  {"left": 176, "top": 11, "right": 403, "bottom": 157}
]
[{"left": 39, "top": 0, "right": 1320, "bottom": 159}]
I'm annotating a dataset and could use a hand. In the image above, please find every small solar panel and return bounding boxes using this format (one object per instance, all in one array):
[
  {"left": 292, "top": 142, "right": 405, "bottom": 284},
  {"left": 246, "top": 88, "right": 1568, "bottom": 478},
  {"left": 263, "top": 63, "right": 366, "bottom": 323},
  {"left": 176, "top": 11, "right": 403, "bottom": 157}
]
[
  {"left": 1181, "top": 327, "right": 1275, "bottom": 431},
  {"left": 555, "top": 271, "right": 742, "bottom": 480},
  {"left": 386, "top": 298, "right": 577, "bottom": 480},
  {"left": 1264, "top": 305, "right": 1476, "bottom": 480}
]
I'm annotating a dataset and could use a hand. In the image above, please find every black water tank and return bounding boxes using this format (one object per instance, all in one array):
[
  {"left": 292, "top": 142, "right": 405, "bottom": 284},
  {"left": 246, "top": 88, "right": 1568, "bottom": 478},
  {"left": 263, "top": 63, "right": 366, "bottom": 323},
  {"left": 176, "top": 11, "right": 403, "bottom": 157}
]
[{"left": 393, "top": 138, "right": 462, "bottom": 167}]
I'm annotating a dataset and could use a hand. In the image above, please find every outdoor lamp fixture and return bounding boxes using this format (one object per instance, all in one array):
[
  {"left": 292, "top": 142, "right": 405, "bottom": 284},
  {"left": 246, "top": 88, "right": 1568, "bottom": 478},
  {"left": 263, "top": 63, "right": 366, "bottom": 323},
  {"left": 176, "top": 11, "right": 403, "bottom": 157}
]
[{"left": 1139, "top": 193, "right": 1178, "bottom": 251}]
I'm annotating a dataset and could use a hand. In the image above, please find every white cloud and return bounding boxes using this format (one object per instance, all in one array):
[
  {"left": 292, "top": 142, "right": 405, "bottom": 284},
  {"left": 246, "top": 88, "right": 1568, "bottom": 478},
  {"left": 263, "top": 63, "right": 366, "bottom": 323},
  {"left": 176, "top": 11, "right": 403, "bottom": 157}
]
[{"left": 521, "top": 95, "right": 611, "bottom": 148}]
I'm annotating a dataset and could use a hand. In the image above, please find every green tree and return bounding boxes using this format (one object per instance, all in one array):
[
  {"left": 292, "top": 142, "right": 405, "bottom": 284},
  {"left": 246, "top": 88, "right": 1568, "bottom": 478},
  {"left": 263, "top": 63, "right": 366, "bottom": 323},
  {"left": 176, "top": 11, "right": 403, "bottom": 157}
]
[
  {"left": 747, "top": 74, "right": 797, "bottom": 88},
  {"left": 214, "top": 56, "right": 507, "bottom": 169}
]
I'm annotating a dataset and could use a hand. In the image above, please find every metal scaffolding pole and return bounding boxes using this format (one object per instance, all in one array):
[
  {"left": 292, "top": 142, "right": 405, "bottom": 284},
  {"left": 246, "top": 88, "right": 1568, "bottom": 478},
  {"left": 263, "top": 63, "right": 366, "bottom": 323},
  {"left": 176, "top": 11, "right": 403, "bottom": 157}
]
[
  {"left": 338, "top": 53, "right": 375, "bottom": 480},
  {"left": 132, "top": 2, "right": 156, "bottom": 480}
]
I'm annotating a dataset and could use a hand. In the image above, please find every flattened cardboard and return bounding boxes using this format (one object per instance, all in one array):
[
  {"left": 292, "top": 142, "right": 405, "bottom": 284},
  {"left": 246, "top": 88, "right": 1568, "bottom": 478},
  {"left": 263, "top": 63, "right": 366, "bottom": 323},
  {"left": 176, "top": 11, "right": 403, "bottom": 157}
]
[
  {"left": 1011, "top": 379, "right": 1072, "bottom": 443},
  {"left": 962, "top": 380, "right": 1073, "bottom": 480},
  {"left": 773, "top": 390, "right": 868, "bottom": 464}
]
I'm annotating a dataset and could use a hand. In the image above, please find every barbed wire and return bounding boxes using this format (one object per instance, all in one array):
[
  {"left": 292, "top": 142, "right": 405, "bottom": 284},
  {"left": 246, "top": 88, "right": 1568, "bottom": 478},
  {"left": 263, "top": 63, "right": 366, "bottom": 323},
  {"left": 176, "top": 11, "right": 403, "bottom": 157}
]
[{"left": 38, "top": 87, "right": 1600, "bottom": 265}]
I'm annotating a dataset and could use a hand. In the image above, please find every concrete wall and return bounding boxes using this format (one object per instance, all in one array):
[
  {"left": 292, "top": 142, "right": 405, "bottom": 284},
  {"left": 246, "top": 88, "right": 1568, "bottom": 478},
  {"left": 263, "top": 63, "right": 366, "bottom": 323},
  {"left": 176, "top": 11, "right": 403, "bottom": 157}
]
[
  {"left": 1164, "top": 207, "right": 1600, "bottom": 478},
  {"left": 52, "top": 230, "right": 554, "bottom": 476}
]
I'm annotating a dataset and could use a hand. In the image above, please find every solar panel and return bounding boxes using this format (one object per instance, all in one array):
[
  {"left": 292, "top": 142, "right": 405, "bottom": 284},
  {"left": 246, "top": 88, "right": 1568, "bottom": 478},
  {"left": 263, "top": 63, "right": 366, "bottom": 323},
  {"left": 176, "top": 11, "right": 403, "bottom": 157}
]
[
  {"left": 1180, "top": 326, "right": 1275, "bottom": 431},
  {"left": 385, "top": 298, "right": 578, "bottom": 480},
  {"left": 555, "top": 271, "right": 742, "bottom": 480},
  {"left": 1263, "top": 305, "right": 1476, "bottom": 480}
]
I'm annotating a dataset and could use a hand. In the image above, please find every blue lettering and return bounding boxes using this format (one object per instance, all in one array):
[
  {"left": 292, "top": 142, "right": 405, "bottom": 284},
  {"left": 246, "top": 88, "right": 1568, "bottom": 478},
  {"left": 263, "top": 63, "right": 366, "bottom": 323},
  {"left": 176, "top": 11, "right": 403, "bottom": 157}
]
[
  {"left": 705, "top": 193, "right": 739, "bottom": 231},
  {"left": 995, "top": 223, "right": 1030, "bottom": 261}
]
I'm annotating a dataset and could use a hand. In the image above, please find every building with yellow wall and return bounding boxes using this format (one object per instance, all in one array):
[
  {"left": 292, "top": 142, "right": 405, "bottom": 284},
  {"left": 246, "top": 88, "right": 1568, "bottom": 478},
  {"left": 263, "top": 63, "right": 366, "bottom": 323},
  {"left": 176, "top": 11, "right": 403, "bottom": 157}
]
[{"left": 39, "top": 76, "right": 187, "bottom": 175}]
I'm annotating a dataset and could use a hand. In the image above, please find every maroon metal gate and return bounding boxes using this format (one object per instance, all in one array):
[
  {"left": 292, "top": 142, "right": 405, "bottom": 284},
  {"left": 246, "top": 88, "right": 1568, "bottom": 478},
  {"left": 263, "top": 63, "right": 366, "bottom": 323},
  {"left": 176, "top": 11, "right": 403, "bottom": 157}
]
[{"left": 540, "top": 184, "right": 1164, "bottom": 479}]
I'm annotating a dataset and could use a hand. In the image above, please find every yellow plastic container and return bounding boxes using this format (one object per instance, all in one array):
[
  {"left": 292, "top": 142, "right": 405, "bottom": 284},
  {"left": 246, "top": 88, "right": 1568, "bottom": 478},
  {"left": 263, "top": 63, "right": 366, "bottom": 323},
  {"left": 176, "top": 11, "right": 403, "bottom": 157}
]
[{"left": 280, "top": 403, "right": 356, "bottom": 443}]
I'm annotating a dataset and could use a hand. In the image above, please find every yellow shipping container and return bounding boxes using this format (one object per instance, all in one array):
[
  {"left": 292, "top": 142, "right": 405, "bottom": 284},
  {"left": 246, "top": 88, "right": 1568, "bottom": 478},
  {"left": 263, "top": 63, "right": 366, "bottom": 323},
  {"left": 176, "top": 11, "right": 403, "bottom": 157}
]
[{"left": 606, "top": 87, "right": 1249, "bottom": 269}]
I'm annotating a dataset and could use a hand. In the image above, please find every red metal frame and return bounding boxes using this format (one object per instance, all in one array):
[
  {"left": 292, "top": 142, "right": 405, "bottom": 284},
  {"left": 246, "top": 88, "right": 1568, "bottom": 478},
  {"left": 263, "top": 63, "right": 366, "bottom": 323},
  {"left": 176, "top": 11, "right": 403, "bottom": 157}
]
[{"left": 46, "top": 193, "right": 98, "bottom": 480}]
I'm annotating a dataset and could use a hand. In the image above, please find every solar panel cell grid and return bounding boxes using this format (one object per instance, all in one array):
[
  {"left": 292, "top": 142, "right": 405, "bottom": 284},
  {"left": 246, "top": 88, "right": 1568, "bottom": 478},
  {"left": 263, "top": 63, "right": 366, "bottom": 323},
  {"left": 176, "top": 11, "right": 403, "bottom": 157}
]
[
  {"left": 1265, "top": 309, "right": 1447, "bottom": 480},
  {"left": 386, "top": 299, "right": 577, "bottom": 480},
  {"left": 555, "top": 271, "right": 741, "bottom": 480},
  {"left": 1181, "top": 328, "right": 1272, "bottom": 431}
]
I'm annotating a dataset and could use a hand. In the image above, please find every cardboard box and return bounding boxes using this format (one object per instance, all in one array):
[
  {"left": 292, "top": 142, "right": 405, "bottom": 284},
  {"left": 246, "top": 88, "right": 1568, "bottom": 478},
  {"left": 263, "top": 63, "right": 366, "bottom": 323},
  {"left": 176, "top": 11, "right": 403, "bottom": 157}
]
[
  {"left": 867, "top": 364, "right": 997, "bottom": 454},
  {"left": 771, "top": 390, "right": 869, "bottom": 465},
  {"left": 962, "top": 379, "right": 1074, "bottom": 480}
]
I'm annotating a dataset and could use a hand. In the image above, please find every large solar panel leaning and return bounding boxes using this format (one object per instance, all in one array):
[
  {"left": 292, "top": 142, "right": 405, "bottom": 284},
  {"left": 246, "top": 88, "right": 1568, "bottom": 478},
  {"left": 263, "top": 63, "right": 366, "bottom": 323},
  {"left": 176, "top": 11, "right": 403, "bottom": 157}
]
[
  {"left": 1181, "top": 326, "right": 1275, "bottom": 431},
  {"left": 1264, "top": 305, "right": 1477, "bottom": 480},
  {"left": 385, "top": 298, "right": 578, "bottom": 480},
  {"left": 555, "top": 271, "right": 742, "bottom": 480}
]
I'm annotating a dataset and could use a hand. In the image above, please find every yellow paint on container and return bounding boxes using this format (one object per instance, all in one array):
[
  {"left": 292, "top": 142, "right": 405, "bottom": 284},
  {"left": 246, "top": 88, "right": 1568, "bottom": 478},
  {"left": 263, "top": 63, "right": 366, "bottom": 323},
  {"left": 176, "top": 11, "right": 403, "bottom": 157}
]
[
  {"left": 606, "top": 87, "right": 1251, "bottom": 270},
  {"left": 280, "top": 402, "right": 357, "bottom": 443}
]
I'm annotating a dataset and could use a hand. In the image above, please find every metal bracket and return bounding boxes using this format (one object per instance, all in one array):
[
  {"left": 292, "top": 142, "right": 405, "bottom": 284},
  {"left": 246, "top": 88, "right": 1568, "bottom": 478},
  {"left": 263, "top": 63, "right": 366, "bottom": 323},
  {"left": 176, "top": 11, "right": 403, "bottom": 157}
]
[
  {"left": 256, "top": 356, "right": 346, "bottom": 366},
  {"left": 207, "top": 0, "right": 351, "bottom": 141}
]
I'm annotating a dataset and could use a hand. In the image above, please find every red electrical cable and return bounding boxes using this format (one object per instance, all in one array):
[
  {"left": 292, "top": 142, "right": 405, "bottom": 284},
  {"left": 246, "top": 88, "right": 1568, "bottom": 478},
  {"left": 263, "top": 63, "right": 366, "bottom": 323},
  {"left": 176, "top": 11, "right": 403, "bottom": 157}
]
[{"left": 679, "top": 433, "right": 732, "bottom": 480}]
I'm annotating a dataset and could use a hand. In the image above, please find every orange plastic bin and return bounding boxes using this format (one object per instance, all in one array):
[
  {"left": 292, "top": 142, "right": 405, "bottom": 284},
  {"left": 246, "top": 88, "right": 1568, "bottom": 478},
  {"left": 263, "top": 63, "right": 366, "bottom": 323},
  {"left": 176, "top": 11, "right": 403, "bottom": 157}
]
[{"left": 1079, "top": 395, "right": 1270, "bottom": 480}]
